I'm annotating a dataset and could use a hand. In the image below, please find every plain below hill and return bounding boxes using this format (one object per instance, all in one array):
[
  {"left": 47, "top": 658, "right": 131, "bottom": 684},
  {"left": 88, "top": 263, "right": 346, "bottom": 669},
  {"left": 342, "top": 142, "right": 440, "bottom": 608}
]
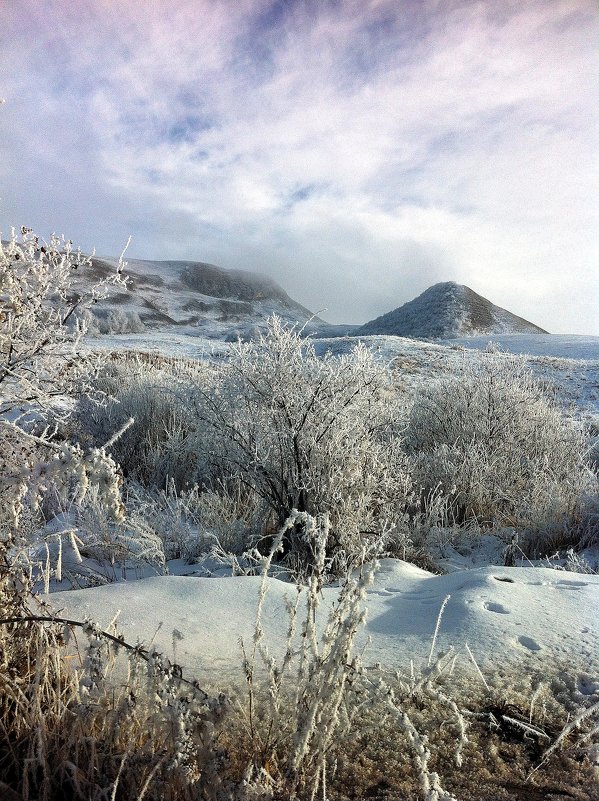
[{"left": 357, "top": 281, "right": 548, "bottom": 339}]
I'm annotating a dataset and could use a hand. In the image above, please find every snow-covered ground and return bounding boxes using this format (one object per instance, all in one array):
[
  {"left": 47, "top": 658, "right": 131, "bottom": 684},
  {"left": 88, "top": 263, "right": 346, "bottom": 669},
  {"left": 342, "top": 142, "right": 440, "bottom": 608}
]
[
  {"left": 40, "top": 328, "right": 596, "bottom": 690},
  {"left": 87, "top": 329, "right": 232, "bottom": 360},
  {"left": 311, "top": 333, "right": 598, "bottom": 420},
  {"left": 48, "top": 558, "right": 599, "bottom": 687},
  {"left": 444, "top": 333, "right": 599, "bottom": 360}
]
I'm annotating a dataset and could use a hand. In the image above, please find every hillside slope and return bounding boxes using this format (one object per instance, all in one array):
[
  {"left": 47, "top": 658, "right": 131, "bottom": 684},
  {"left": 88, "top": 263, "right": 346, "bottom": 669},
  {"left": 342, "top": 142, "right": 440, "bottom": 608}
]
[
  {"left": 84, "top": 256, "right": 322, "bottom": 337},
  {"left": 357, "top": 281, "right": 547, "bottom": 338}
]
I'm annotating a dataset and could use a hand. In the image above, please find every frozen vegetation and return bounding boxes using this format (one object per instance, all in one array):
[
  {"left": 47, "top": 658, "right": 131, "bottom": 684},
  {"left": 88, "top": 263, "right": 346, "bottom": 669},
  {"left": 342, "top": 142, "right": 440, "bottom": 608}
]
[{"left": 1, "top": 229, "right": 598, "bottom": 800}]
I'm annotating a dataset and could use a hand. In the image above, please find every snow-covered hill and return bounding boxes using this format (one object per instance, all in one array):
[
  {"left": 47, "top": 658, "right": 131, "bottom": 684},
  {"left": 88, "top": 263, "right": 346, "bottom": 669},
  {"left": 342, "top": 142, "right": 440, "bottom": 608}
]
[
  {"left": 84, "top": 256, "right": 324, "bottom": 338},
  {"left": 357, "top": 281, "right": 547, "bottom": 338}
]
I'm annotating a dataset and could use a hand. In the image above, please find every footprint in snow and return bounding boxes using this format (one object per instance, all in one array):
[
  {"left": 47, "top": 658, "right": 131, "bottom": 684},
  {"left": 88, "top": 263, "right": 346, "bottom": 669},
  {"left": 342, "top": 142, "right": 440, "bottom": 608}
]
[
  {"left": 518, "top": 636, "right": 542, "bottom": 652},
  {"left": 555, "top": 579, "right": 588, "bottom": 588},
  {"left": 484, "top": 601, "right": 510, "bottom": 614},
  {"left": 576, "top": 675, "right": 599, "bottom": 696}
]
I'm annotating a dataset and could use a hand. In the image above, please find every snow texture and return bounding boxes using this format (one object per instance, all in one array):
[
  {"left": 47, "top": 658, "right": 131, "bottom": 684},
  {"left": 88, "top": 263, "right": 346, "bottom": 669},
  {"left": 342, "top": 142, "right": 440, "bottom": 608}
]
[{"left": 49, "top": 558, "right": 599, "bottom": 685}]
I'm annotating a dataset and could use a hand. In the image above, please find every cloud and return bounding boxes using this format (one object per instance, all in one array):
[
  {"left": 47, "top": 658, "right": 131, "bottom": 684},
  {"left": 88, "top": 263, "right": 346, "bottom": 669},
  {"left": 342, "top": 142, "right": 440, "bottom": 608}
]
[{"left": 0, "top": 0, "right": 597, "bottom": 333}]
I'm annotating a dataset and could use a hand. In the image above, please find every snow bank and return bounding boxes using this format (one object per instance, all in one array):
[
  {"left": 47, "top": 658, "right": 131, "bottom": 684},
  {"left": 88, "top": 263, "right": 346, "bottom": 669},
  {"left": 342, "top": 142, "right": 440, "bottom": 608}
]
[{"left": 48, "top": 559, "right": 599, "bottom": 686}]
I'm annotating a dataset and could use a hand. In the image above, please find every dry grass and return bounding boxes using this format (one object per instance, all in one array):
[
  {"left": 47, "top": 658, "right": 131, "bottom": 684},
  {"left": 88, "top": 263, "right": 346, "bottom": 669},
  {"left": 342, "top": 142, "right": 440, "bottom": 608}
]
[
  {"left": 0, "top": 547, "right": 228, "bottom": 801},
  {"left": 323, "top": 672, "right": 598, "bottom": 801},
  {"left": 1, "top": 519, "right": 597, "bottom": 801},
  {"left": 208, "top": 661, "right": 597, "bottom": 801}
]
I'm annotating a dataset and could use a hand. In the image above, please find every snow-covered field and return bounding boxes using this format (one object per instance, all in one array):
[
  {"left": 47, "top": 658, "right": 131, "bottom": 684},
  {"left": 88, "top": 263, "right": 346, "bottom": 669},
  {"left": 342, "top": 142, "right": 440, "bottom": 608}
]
[
  {"left": 38, "top": 328, "right": 598, "bottom": 689},
  {"left": 49, "top": 558, "right": 599, "bottom": 689},
  {"left": 444, "top": 333, "right": 599, "bottom": 360},
  {"left": 87, "top": 328, "right": 232, "bottom": 360},
  {"left": 89, "top": 329, "right": 599, "bottom": 419}
]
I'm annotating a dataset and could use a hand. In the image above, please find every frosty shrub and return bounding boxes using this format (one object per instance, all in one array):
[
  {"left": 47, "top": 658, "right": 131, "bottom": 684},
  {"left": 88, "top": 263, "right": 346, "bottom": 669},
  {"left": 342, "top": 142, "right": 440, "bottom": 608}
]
[
  {"left": 0, "top": 227, "right": 125, "bottom": 418},
  {"left": 186, "top": 480, "right": 264, "bottom": 556},
  {"left": 0, "top": 425, "right": 44, "bottom": 539},
  {"left": 405, "top": 355, "right": 594, "bottom": 538},
  {"left": 236, "top": 511, "right": 375, "bottom": 798},
  {"left": 124, "top": 479, "right": 260, "bottom": 563},
  {"left": 44, "top": 488, "right": 167, "bottom": 587},
  {"left": 75, "top": 353, "right": 206, "bottom": 489},
  {"left": 0, "top": 227, "right": 128, "bottom": 541},
  {"left": 81, "top": 306, "right": 146, "bottom": 335},
  {"left": 195, "top": 317, "right": 411, "bottom": 571}
]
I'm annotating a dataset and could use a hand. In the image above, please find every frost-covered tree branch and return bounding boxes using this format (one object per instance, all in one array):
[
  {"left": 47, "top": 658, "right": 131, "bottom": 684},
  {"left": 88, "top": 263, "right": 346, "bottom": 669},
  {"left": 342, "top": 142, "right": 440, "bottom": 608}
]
[
  {"left": 0, "top": 226, "right": 128, "bottom": 417},
  {"left": 0, "top": 226, "right": 129, "bottom": 539}
]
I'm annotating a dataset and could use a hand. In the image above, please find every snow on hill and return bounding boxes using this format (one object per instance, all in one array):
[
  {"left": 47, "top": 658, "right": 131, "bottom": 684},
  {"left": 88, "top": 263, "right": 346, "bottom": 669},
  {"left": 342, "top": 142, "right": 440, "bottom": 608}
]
[
  {"left": 84, "top": 255, "right": 323, "bottom": 338},
  {"left": 357, "top": 281, "right": 547, "bottom": 338}
]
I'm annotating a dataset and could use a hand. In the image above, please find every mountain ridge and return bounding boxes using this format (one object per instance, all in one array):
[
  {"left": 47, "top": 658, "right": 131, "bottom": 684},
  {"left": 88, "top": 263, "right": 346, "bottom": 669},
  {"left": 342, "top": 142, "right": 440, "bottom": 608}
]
[{"left": 84, "top": 256, "right": 322, "bottom": 337}]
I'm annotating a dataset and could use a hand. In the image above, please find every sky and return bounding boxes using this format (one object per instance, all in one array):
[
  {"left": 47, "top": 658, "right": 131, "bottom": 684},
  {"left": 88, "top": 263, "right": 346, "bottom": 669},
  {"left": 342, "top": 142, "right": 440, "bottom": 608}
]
[{"left": 1, "top": 0, "right": 598, "bottom": 334}]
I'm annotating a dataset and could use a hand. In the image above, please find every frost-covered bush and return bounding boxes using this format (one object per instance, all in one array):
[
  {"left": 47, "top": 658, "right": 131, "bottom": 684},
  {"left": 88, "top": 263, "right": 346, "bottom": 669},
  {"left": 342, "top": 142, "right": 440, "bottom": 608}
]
[
  {"left": 81, "top": 306, "right": 146, "bottom": 334},
  {"left": 124, "top": 480, "right": 260, "bottom": 562},
  {"left": 75, "top": 354, "right": 206, "bottom": 489},
  {"left": 194, "top": 317, "right": 411, "bottom": 570},
  {"left": 0, "top": 227, "right": 125, "bottom": 417},
  {"left": 0, "top": 425, "right": 44, "bottom": 539},
  {"left": 406, "top": 356, "right": 594, "bottom": 536},
  {"left": 0, "top": 227, "right": 128, "bottom": 541},
  {"left": 75, "top": 327, "right": 414, "bottom": 570},
  {"left": 68, "top": 490, "right": 166, "bottom": 581}
]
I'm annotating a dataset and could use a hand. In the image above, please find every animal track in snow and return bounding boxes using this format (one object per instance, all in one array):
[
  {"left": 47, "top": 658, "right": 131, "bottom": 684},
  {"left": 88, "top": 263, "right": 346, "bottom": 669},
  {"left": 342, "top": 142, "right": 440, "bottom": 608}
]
[
  {"left": 518, "top": 635, "right": 541, "bottom": 651},
  {"left": 555, "top": 579, "right": 588, "bottom": 589},
  {"left": 484, "top": 601, "right": 510, "bottom": 614}
]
